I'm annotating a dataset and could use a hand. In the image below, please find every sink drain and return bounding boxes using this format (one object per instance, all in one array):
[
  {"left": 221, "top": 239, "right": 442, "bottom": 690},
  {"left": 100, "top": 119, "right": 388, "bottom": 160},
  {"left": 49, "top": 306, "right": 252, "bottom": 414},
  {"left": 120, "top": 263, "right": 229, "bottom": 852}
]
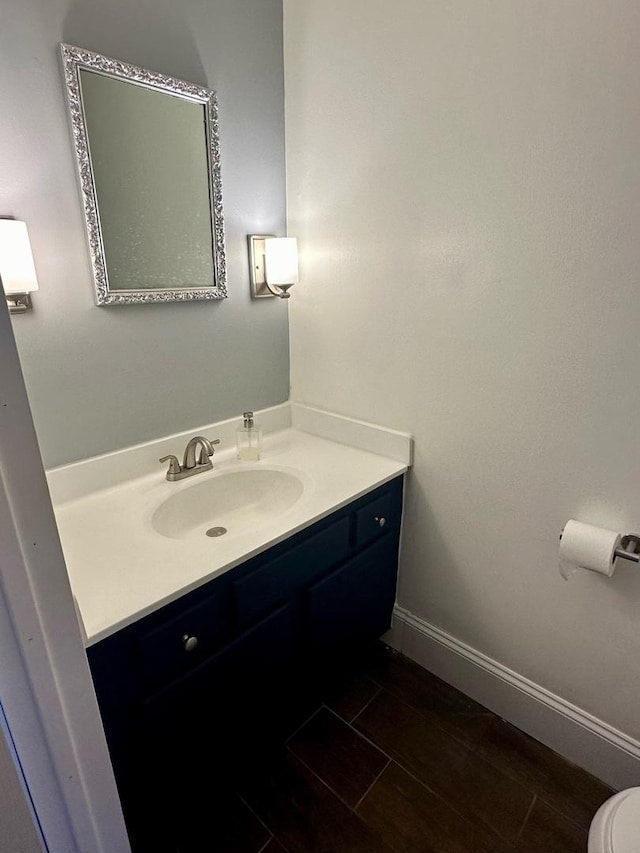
[{"left": 205, "top": 526, "right": 227, "bottom": 538}]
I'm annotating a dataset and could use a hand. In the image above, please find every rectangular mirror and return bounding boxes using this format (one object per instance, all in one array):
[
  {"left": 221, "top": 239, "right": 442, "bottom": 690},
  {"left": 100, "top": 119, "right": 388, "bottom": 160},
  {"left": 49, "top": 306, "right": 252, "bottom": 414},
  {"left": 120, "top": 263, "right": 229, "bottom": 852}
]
[{"left": 61, "top": 44, "right": 227, "bottom": 306}]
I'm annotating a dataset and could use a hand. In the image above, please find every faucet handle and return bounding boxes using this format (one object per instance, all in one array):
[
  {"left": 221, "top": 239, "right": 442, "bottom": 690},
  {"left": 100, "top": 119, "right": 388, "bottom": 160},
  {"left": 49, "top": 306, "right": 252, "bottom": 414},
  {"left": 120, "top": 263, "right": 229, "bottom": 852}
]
[{"left": 159, "top": 454, "right": 181, "bottom": 475}]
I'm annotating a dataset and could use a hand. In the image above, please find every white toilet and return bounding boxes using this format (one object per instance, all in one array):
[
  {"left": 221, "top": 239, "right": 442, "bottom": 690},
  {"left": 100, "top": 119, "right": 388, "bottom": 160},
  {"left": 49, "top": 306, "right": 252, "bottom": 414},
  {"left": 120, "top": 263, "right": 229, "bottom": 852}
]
[{"left": 588, "top": 788, "right": 640, "bottom": 853}]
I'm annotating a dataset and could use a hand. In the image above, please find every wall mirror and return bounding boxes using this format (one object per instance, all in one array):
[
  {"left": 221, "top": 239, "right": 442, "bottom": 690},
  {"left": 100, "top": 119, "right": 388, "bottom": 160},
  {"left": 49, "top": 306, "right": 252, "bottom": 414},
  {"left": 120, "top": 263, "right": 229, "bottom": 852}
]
[{"left": 60, "top": 44, "right": 227, "bottom": 306}]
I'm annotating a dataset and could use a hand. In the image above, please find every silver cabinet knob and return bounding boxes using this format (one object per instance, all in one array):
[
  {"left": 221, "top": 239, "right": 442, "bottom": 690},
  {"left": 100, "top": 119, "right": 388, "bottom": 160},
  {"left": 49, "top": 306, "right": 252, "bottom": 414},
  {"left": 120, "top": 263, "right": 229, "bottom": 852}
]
[
  {"left": 374, "top": 516, "right": 387, "bottom": 528},
  {"left": 182, "top": 634, "right": 198, "bottom": 652}
]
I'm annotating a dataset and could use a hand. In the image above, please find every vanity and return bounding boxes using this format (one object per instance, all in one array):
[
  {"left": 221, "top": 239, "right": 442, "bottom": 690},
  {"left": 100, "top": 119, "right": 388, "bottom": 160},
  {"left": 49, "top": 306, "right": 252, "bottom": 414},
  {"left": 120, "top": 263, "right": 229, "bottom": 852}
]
[
  {"left": 48, "top": 406, "right": 410, "bottom": 847},
  {"left": 88, "top": 476, "right": 402, "bottom": 844}
]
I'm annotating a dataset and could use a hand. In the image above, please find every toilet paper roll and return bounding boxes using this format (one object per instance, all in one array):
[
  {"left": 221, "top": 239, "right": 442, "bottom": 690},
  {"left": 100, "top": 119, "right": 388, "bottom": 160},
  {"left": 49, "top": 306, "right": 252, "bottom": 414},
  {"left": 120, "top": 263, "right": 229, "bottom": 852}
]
[{"left": 559, "top": 520, "right": 621, "bottom": 581}]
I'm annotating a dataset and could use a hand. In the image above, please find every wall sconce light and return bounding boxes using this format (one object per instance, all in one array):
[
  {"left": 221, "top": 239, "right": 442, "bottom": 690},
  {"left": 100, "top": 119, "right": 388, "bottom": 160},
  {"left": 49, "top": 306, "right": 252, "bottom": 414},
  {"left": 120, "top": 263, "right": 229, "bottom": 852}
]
[
  {"left": 248, "top": 235, "right": 298, "bottom": 299},
  {"left": 0, "top": 220, "right": 40, "bottom": 314}
]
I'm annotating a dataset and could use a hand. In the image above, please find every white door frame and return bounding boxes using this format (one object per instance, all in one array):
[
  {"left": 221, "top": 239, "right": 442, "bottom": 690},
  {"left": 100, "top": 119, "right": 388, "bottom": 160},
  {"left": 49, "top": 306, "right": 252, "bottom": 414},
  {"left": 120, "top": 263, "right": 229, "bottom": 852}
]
[{"left": 0, "top": 291, "right": 130, "bottom": 852}]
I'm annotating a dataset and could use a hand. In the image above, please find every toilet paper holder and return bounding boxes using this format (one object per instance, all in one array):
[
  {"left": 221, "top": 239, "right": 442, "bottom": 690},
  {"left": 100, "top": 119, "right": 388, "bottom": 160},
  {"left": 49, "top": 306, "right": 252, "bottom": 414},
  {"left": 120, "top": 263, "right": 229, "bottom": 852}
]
[
  {"left": 615, "top": 534, "right": 640, "bottom": 563},
  {"left": 559, "top": 530, "right": 640, "bottom": 564}
]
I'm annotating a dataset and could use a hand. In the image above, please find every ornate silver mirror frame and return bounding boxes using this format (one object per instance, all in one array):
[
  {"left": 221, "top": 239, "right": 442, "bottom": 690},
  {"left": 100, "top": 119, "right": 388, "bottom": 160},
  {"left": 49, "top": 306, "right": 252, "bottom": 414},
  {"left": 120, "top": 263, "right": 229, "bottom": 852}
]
[{"left": 60, "top": 44, "right": 227, "bottom": 305}]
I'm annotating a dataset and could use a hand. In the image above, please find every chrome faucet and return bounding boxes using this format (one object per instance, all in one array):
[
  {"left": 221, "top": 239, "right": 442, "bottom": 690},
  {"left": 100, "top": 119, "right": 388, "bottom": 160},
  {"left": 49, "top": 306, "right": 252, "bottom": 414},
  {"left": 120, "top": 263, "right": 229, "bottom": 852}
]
[{"left": 159, "top": 436, "right": 221, "bottom": 481}]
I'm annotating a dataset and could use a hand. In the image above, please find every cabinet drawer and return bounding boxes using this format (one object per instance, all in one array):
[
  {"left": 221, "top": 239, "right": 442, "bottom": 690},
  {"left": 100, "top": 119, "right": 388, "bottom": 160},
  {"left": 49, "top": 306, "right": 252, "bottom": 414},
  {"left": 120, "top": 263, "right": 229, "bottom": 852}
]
[
  {"left": 355, "top": 488, "right": 396, "bottom": 549},
  {"left": 137, "top": 585, "right": 234, "bottom": 690},
  {"left": 234, "top": 517, "right": 350, "bottom": 627}
]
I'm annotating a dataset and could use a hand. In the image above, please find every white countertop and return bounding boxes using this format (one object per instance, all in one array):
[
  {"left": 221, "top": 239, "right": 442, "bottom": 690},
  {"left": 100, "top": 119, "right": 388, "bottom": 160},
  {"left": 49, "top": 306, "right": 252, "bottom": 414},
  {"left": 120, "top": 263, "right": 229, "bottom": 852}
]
[{"left": 51, "top": 427, "right": 407, "bottom": 646}]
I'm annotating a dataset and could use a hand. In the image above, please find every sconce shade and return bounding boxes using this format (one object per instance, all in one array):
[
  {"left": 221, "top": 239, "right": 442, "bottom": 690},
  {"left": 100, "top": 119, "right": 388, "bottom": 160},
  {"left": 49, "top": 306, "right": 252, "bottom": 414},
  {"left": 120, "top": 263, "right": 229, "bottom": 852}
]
[
  {"left": 265, "top": 237, "right": 298, "bottom": 287},
  {"left": 0, "top": 220, "right": 39, "bottom": 295}
]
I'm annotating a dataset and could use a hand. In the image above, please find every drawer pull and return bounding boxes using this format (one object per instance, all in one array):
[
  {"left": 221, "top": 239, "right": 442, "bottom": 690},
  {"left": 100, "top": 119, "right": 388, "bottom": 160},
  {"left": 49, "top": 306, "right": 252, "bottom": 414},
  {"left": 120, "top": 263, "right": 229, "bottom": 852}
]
[
  {"left": 182, "top": 634, "right": 199, "bottom": 652},
  {"left": 374, "top": 516, "right": 387, "bottom": 528}
]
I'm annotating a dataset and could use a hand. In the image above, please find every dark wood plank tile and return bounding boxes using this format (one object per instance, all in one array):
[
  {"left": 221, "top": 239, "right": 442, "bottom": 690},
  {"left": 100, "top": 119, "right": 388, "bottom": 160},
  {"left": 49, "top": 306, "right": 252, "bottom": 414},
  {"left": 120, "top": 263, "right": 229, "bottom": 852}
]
[
  {"left": 239, "top": 750, "right": 396, "bottom": 853},
  {"left": 288, "top": 707, "right": 388, "bottom": 807},
  {"left": 268, "top": 686, "right": 325, "bottom": 744},
  {"left": 260, "top": 840, "right": 288, "bottom": 853},
  {"left": 513, "top": 799, "right": 588, "bottom": 853},
  {"left": 364, "top": 646, "right": 612, "bottom": 829},
  {"left": 171, "top": 789, "right": 270, "bottom": 853},
  {"left": 357, "top": 760, "right": 502, "bottom": 853},
  {"left": 474, "top": 717, "right": 614, "bottom": 830},
  {"left": 355, "top": 690, "right": 534, "bottom": 840},
  {"left": 363, "top": 646, "right": 496, "bottom": 745},
  {"left": 324, "top": 673, "right": 380, "bottom": 723}
]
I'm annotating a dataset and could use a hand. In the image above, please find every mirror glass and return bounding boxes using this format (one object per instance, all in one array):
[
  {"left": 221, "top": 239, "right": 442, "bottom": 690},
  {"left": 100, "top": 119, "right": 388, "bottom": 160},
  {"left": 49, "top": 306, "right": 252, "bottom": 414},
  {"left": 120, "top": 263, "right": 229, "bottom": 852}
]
[{"left": 61, "top": 44, "right": 227, "bottom": 305}]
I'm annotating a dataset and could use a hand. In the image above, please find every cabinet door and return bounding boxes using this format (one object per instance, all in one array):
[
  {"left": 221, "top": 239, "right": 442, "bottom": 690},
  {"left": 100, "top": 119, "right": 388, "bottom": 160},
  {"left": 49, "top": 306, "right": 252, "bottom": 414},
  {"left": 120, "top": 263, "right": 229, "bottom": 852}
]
[
  {"left": 308, "top": 534, "right": 398, "bottom": 657},
  {"left": 142, "top": 602, "right": 297, "bottom": 772}
]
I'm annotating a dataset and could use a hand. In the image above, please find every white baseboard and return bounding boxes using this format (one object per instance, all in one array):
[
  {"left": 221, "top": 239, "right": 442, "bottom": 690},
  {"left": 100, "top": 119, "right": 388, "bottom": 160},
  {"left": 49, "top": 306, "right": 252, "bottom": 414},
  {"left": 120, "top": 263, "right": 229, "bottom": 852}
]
[{"left": 387, "top": 606, "right": 640, "bottom": 790}]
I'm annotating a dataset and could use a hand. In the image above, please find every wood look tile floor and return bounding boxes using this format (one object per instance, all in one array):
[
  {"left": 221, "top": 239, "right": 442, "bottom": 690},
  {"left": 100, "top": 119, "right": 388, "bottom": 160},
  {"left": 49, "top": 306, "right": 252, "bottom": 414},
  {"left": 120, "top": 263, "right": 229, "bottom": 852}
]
[{"left": 172, "top": 645, "right": 614, "bottom": 853}]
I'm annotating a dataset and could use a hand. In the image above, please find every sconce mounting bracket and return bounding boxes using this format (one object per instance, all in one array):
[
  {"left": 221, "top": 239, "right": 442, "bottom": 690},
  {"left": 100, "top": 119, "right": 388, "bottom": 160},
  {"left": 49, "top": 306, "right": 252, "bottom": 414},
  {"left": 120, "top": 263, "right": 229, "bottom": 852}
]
[{"left": 6, "top": 293, "right": 33, "bottom": 314}]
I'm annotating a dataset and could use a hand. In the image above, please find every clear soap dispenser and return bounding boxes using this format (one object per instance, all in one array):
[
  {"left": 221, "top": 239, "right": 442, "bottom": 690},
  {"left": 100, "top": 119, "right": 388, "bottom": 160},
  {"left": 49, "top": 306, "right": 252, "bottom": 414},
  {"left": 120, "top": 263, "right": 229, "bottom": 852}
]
[{"left": 236, "top": 411, "right": 262, "bottom": 461}]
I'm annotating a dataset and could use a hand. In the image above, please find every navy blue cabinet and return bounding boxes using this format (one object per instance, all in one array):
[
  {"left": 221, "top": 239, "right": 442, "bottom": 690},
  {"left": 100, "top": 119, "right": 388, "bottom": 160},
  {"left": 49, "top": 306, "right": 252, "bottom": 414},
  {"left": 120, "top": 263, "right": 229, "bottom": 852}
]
[{"left": 87, "top": 475, "right": 403, "bottom": 848}]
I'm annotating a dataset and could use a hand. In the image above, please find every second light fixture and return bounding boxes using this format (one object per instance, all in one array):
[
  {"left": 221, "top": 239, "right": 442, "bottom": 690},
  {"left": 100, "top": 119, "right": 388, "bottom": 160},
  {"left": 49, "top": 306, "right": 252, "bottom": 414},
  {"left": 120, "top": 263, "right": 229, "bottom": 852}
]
[{"left": 248, "top": 235, "right": 298, "bottom": 299}]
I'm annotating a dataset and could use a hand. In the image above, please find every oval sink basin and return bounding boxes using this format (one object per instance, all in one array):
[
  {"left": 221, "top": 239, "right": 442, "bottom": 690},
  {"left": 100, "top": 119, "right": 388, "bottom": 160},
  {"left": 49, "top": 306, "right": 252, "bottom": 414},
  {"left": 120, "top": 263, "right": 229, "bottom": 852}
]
[{"left": 151, "top": 469, "right": 305, "bottom": 540}]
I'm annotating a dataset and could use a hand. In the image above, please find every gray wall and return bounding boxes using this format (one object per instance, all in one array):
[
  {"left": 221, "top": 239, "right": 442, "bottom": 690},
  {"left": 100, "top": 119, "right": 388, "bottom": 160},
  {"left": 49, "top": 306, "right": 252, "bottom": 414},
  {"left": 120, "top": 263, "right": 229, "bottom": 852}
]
[{"left": 1, "top": 0, "right": 289, "bottom": 468}]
